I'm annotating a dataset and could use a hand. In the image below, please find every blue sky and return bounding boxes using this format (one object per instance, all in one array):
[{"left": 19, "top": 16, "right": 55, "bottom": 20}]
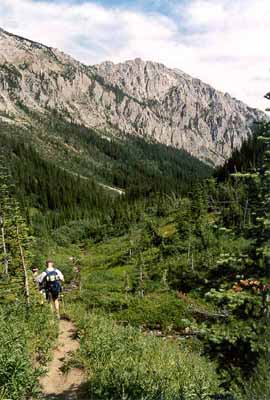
[
  {"left": 32, "top": 0, "right": 179, "bottom": 14},
  {"left": 0, "top": 0, "right": 269, "bottom": 110}
]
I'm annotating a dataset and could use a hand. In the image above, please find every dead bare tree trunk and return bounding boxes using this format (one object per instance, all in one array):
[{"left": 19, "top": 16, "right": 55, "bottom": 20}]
[
  {"left": 243, "top": 198, "right": 249, "bottom": 228},
  {"left": 191, "top": 253, "right": 194, "bottom": 272},
  {"left": 16, "top": 225, "right": 30, "bottom": 306},
  {"left": 187, "top": 240, "right": 191, "bottom": 263},
  {"left": 0, "top": 215, "right": 8, "bottom": 274},
  {"left": 139, "top": 264, "right": 144, "bottom": 298}
]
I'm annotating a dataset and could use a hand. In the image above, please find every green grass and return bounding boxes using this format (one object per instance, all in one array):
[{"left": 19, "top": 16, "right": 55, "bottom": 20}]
[
  {"left": 61, "top": 227, "right": 218, "bottom": 336},
  {"left": 54, "top": 208, "right": 250, "bottom": 399},
  {"left": 113, "top": 291, "right": 191, "bottom": 330},
  {"left": 67, "top": 311, "right": 222, "bottom": 400}
]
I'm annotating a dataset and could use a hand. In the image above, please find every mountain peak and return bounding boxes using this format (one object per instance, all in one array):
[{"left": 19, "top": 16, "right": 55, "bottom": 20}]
[
  {"left": 94, "top": 57, "right": 184, "bottom": 102},
  {"left": 0, "top": 26, "right": 265, "bottom": 165}
]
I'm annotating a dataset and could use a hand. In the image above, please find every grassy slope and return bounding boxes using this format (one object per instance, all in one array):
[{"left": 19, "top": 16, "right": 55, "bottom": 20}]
[
  {"left": 57, "top": 231, "right": 223, "bottom": 399},
  {"left": 50, "top": 201, "right": 245, "bottom": 333},
  {"left": 32, "top": 174, "right": 260, "bottom": 400},
  {"left": 73, "top": 232, "right": 214, "bottom": 332}
]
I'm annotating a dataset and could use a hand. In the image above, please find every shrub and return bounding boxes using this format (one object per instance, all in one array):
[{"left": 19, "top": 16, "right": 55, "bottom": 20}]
[
  {"left": 114, "top": 292, "right": 191, "bottom": 331},
  {"left": 0, "top": 309, "right": 39, "bottom": 399},
  {"left": 76, "top": 313, "right": 222, "bottom": 400},
  {"left": 0, "top": 303, "right": 57, "bottom": 399},
  {"left": 240, "top": 358, "right": 270, "bottom": 400}
]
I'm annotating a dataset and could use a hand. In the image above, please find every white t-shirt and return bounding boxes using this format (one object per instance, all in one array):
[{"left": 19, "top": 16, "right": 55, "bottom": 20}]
[{"left": 37, "top": 267, "right": 64, "bottom": 283}]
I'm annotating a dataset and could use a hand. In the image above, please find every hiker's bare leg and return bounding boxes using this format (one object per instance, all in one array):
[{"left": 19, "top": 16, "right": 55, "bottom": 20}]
[{"left": 54, "top": 299, "right": 60, "bottom": 319}]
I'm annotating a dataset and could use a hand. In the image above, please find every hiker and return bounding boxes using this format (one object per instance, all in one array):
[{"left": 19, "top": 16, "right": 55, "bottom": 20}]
[{"left": 40, "top": 260, "right": 64, "bottom": 319}]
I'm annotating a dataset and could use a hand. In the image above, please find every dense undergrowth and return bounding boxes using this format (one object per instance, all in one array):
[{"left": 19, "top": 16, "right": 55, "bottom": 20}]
[
  {"left": 68, "top": 310, "right": 221, "bottom": 400},
  {"left": 0, "top": 303, "right": 58, "bottom": 400}
]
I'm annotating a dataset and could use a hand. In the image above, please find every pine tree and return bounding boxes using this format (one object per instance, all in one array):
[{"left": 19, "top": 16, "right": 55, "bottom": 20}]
[
  {"left": 203, "top": 120, "right": 270, "bottom": 387},
  {"left": 0, "top": 164, "right": 33, "bottom": 306},
  {"left": 0, "top": 165, "right": 13, "bottom": 275}
]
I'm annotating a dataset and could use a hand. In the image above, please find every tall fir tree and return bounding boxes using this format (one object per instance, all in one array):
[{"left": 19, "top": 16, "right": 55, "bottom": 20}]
[{"left": 0, "top": 164, "right": 33, "bottom": 306}]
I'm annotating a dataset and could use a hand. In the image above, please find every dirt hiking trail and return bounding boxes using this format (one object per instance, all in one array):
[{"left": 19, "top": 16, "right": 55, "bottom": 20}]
[{"left": 40, "top": 319, "right": 86, "bottom": 400}]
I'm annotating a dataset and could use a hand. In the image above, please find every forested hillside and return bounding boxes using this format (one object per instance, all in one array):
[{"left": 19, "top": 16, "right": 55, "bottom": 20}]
[
  {"left": 0, "top": 133, "right": 112, "bottom": 230},
  {"left": 0, "top": 113, "right": 212, "bottom": 230}
]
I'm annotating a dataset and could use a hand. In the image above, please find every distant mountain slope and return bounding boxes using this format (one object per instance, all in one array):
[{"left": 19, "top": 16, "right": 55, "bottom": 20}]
[
  {"left": 0, "top": 116, "right": 212, "bottom": 206},
  {"left": 0, "top": 27, "right": 265, "bottom": 165},
  {"left": 0, "top": 130, "right": 113, "bottom": 229}
]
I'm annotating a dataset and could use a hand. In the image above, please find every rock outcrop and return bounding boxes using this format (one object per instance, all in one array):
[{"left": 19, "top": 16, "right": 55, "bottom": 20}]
[{"left": 0, "top": 27, "right": 265, "bottom": 165}]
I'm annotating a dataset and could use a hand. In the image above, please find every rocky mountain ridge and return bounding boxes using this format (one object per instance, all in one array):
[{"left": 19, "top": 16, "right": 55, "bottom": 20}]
[{"left": 0, "top": 27, "right": 265, "bottom": 165}]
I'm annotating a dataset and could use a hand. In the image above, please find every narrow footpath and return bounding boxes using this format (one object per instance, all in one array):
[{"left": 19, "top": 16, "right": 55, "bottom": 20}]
[{"left": 40, "top": 320, "right": 86, "bottom": 400}]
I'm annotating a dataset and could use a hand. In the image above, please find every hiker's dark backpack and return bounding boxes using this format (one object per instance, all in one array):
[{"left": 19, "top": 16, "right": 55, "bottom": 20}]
[{"left": 44, "top": 269, "right": 62, "bottom": 296}]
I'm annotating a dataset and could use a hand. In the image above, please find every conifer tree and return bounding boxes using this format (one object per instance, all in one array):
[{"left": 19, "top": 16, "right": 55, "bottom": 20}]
[
  {"left": 203, "top": 120, "right": 270, "bottom": 387},
  {"left": 0, "top": 164, "right": 12, "bottom": 275},
  {"left": 0, "top": 163, "right": 33, "bottom": 306}
]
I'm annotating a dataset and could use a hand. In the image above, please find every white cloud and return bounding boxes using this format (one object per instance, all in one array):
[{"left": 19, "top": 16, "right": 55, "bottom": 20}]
[
  {"left": 178, "top": 0, "right": 270, "bottom": 110},
  {"left": 183, "top": 0, "right": 228, "bottom": 29},
  {"left": 0, "top": 0, "right": 269, "bottom": 111}
]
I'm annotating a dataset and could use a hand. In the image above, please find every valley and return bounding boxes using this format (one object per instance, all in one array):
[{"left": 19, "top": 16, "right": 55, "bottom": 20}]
[{"left": 0, "top": 24, "right": 269, "bottom": 400}]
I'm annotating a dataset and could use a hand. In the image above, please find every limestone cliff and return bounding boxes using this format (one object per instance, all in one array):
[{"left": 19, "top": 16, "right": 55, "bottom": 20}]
[{"left": 0, "top": 28, "right": 265, "bottom": 165}]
